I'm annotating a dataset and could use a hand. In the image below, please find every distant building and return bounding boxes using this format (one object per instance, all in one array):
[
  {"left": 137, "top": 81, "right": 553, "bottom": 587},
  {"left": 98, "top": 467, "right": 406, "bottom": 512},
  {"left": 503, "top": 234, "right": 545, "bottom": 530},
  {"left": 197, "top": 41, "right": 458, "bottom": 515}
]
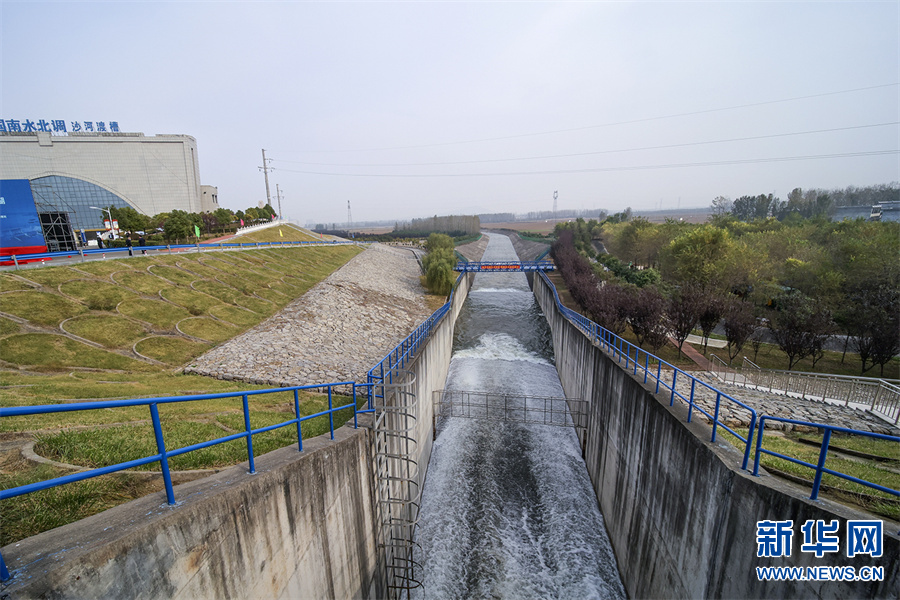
[{"left": 0, "top": 128, "right": 218, "bottom": 253}]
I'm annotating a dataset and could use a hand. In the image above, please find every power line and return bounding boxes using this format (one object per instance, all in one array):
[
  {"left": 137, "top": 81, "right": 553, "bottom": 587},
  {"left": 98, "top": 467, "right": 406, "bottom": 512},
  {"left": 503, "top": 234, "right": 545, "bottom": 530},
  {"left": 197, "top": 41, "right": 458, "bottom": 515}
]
[
  {"left": 274, "top": 150, "right": 899, "bottom": 178},
  {"left": 279, "top": 83, "right": 899, "bottom": 154},
  {"left": 272, "top": 122, "right": 899, "bottom": 168}
]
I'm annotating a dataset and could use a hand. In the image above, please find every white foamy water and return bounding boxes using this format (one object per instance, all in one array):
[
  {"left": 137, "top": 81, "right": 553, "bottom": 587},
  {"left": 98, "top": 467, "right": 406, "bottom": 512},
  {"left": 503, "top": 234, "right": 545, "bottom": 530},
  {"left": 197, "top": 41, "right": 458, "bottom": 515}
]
[
  {"left": 413, "top": 234, "right": 625, "bottom": 599},
  {"left": 452, "top": 332, "right": 551, "bottom": 365}
]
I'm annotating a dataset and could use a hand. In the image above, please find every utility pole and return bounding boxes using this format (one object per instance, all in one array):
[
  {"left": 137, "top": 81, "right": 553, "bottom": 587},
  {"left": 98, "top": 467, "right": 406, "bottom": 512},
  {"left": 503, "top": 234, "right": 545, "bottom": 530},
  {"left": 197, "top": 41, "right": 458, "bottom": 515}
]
[
  {"left": 553, "top": 190, "right": 558, "bottom": 215},
  {"left": 347, "top": 200, "right": 352, "bottom": 230},
  {"left": 275, "top": 184, "right": 283, "bottom": 221},
  {"left": 259, "top": 149, "right": 273, "bottom": 207}
]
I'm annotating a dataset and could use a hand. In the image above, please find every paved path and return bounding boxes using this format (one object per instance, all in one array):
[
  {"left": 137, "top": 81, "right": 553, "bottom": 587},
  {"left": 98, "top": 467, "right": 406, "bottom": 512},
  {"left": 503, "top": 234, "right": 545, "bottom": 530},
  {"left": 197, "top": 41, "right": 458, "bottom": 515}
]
[{"left": 185, "top": 244, "right": 434, "bottom": 387}]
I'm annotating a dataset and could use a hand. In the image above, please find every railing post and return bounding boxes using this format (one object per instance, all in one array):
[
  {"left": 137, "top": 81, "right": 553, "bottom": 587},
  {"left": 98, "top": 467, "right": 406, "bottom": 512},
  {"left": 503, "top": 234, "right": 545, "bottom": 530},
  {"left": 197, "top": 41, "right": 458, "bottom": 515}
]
[
  {"left": 644, "top": 352, "right": 649, "bottom": 384},
  {"left": 149, "top": 403, "right": 175, "bottom": 505},
  {"left": 242, "top": 394, "right": 256, "bottom": 474},
  {"left": 810, "top": 429, "right": 832, "bottom": 500},
  {"left": 328, "top": 386, "right": 335, "bottom": 439},
  {"left": 670, "top": 370, "right": 678, "bottom": 406},
  {"left": 655, "top": 361, "right": 662, "bottom": 394},
  {"left": 0, "top": 552, "right": 9, "bottom": 582},
  {"left": 711, "top": 391, "right": 721, "bottom": 443},
  {"left": 78, "top": 248, "right": 85, "bottom": 262},
  {"left": 294, "top": 389, "right": 303, "bottom": 452},
  {"left": 12, "top": 255, "right": 18, "bottom": 270},
  {"left": 687, "top": 378, "right": 696, "bottom": 422}
]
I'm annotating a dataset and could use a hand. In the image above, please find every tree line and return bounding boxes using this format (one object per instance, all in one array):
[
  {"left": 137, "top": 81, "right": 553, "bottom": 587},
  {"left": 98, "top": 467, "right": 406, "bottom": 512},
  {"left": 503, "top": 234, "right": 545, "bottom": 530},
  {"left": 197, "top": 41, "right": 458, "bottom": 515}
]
[
  {"left": 395, "top": 215, "right": 480, "bottom": 236},
  {"left": 106, "top": 204, "right": 277, "bottom": 244},
  {"left": 711, "top": 183, "right": 898, "bottom": 222},
  {"left": 552, "top": 211, "right": 899, "bottom": 376}
]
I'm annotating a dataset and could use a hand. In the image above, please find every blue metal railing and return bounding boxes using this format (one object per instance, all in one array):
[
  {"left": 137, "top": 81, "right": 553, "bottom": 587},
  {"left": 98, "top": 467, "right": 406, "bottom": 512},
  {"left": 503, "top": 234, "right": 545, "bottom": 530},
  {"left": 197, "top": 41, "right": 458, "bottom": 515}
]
[
  {"left": 454, "top": 260, "right": 555, "bottom": 272},
  {"left": 0, "top": 381, "right": 369, "bottom": 581},
  {"left": 537, "top": 271, "right": 759, "bottom": 470},
  {"left": 0, "top": 240, "right": 355, "bottom": 266},
  {"left": 753, "top": 417, "right": 900, "bottom": 501}
]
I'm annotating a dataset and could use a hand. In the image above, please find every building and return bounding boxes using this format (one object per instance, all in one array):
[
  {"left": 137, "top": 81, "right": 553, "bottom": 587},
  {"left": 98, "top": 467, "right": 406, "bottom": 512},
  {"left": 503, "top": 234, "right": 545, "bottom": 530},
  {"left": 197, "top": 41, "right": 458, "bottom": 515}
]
[{"left": 0, "top": 127, "right": 218, "bottom": 253}]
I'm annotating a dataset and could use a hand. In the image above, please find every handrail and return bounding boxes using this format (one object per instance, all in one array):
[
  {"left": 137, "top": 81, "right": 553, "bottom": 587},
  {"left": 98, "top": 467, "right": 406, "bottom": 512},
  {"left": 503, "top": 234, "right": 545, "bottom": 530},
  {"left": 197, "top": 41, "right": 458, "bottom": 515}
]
[
  {"left": 0, "top": 380, "right": 371, "bottom": 581},
  {"left": 537, "top": 271, "right": 758, "bottom": 470},
  {"left": 753, "top": 416, "right": 900, "bottom": 501}
]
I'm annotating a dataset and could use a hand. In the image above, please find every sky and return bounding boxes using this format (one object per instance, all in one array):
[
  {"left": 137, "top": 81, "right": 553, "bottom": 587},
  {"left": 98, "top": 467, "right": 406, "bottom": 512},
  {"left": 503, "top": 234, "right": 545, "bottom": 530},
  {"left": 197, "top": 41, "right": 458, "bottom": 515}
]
[{"left": 2, "top": 1, "right": 898, "bottom": 226}]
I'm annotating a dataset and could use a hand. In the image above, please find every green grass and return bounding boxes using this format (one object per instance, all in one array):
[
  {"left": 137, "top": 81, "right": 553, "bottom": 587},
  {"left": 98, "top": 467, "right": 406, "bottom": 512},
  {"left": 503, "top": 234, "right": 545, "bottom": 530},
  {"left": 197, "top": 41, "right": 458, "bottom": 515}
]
[
  {"left": 59, "top": 280, "right": 138, "bottom": 311},
  {"left": 148, "top": 265, "right": 197, "bottom": 287},
  {"left": 175, "top": 260, "right": 227, "bottom": 280},
  {"left": 15, "top": 267, "right": 81, "bottom": 288},
  {"left": 112, "top": 271, "right": 173, "bottom": 295},
  {"left": 0, "top": 291, "right": 87, "bottom": 326},
  {"left": 0, "top": 464, "right": 159, "bottom": 547},
  {"left": 159, "top": 287, "right": 223, "bottom": 316},
  {"left": 177, "top": 317, "right": 239, "bottom": 342},
  {"left": 232, "top": 294, "right": 275, "bottom": 315},
  {"left": 239, "top": 225, "right": 319, "bottom": 243},
  {"left": 134, "top": 336, "right": 210, "bottom": 364},
  {"left": 0, "top": 316, "right": 21, "bottom": 335},
  {"left": 208, "top": 304, "right": 260, "bottom": 327},
  {"left": 62, "top": 314, "right": 149, "bottom": 348},
  {"left": 191, "top": 280, "right": 245, "bottom": 304},
  {"left": 0, "top": 274, "right": 35, "bottom": 292},
  {"left": 0, "top": 334, "right": 156, "bottom": 371},
  {"left": 72, "top": 260, "right": 139, "bottom": 277},
  {"left": 118, "top": 298, "right": 192, "bottom": 329}
]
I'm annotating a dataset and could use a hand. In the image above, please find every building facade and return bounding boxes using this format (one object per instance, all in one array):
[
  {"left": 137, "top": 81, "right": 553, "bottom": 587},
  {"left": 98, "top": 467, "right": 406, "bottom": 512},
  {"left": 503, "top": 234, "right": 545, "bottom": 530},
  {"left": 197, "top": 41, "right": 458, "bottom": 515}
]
[{"left": 1, "top": 130, "right": 218, "bottom": 253}]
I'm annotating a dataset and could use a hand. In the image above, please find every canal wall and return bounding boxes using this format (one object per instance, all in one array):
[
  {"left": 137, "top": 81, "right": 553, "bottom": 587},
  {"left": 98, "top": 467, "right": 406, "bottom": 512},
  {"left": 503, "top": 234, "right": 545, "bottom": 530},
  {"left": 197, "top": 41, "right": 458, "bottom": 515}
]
[
  {"left": 533, "top": 273, "right": 899, "bottom": 600},
  {"left": 1, "top": 275, "right": 472, "bottom": 599}
]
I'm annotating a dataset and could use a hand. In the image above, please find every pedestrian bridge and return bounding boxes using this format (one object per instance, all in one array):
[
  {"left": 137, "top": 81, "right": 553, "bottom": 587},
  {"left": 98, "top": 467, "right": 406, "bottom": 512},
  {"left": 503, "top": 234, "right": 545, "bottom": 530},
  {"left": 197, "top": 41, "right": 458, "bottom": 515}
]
[{"left": 453, "top": 261, "right": 556, "bottom": 272}]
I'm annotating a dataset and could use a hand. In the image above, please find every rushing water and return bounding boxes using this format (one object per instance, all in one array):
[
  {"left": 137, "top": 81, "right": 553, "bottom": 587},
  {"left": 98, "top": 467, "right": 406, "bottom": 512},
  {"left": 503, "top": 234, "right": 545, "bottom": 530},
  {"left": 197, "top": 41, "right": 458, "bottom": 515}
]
[{"left": 413, "top": 234, "right": 625, "bottom": 600}]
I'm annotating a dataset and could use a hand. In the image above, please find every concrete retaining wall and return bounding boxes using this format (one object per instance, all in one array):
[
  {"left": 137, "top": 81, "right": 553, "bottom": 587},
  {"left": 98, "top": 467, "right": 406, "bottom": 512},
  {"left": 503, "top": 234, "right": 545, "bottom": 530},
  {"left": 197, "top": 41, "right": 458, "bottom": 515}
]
[
  {"left": 1, "top": 276, "right": 471, "bottom": 599},
  {"left": 533, "top": 274, "right": 899, "bottom": 600}
]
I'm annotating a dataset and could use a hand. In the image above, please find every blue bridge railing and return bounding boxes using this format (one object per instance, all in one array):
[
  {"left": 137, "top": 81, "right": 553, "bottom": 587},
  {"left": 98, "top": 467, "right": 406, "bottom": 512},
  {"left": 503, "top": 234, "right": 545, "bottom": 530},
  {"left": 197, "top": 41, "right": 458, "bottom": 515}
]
[
  {"left": 454, "top": 260, "right": 555, "bottom": 272},
  {"left": 538, "top": 271, "right": 899, "bottom": 502}
]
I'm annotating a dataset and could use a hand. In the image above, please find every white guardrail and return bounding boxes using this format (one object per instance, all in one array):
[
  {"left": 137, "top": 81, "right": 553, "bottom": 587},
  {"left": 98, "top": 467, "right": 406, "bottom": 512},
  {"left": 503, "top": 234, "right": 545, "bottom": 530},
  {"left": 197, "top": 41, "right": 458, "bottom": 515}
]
[{"left": 708, "top": 355, "right": 900, "bottom": 425}]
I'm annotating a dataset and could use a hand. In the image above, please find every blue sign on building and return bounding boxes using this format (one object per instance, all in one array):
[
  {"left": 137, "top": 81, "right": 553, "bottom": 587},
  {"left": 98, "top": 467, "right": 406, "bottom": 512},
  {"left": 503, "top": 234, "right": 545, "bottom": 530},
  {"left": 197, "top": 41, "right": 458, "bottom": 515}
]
[{"left": 0, "top": 179, "right": 47, "bottom": 255}]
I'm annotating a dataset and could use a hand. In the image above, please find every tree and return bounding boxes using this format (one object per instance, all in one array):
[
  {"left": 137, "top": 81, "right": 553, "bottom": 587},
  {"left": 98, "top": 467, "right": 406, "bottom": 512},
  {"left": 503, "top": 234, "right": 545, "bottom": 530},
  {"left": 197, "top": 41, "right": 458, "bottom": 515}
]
[
  {"left": 628, "top": 286, "right": 668, "bottom": 351},
  {"left": 768, "top": 291, "right": 833, "bottom": 370},
  {"left": 847, "top": 281, "right": 900, "bottom": 375},
  {"left": 109, "top": 205, "right": 149, "bottom": 233},
  {"left": 667, "top": 285, "right": 704, "bottom": 356},
  {"left": 422, "top": 233, "right": 456, "bottom": 295},
  {"left": 697, "top": 294, "right": 726, "bottom": 355},
  {"left": 585, "top": 283, "right": 632, "bottom": 336},
  {"left": 662, "top": 225, "right": 734, "bottom": 288},
  {"left": 163, "top": 209, "right": 193, "bottom": 243},
  {"left": 213, "top": 208, "right": 235, "bottom": 233},
  {"left": 723, "top": 299, "right": 756, "bottom": 363},
  {"left": 710, "top": 196, "right": 733, "bottom": 216}
]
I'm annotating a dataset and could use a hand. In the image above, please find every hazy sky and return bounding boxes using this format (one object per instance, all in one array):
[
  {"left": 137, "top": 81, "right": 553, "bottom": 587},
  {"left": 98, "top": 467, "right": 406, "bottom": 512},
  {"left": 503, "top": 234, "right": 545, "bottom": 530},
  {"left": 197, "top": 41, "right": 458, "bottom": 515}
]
[{"left": 2, "top": 1, "right": 898, "bottom": 225}]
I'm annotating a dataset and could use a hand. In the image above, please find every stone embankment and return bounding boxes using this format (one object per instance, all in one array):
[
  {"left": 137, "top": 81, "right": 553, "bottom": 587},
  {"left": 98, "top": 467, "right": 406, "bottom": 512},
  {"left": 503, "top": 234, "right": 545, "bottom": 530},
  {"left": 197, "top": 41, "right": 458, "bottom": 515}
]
[{"left": 185, "top": 244, "right": 434, "bottom": 387}]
